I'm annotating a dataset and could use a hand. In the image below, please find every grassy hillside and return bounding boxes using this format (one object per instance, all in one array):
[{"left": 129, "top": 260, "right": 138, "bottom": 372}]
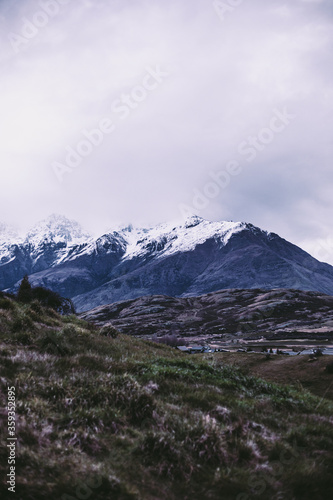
[
  {"left": 211, "top": 352, "right": 333, "bottom": 402},
  {"left": 0, "top": 296, "right": 333, "bottom": 500}
]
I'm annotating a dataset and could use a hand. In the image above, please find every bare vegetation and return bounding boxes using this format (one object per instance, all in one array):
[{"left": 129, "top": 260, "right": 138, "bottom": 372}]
[{"left": 0, "top": 296, "right": 333, "bottom": 499}]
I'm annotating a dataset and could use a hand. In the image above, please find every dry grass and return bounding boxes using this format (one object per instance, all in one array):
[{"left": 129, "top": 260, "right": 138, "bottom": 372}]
[
  {"left": 210, "top": 351, "right": 333, "bottom": 401},
  {"left": 0, "top": 297, "right": 333, "bottom": 499}
]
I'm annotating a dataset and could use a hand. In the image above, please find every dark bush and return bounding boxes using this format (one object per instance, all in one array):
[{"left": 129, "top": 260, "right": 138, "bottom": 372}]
[
  {"left": 99, "top": 324, "right": 119, "bottom": 338},
  {"left": 38, "top": 332, "right": 71, "bottom": 356},
  {"left": 31, "top": 287, "right": 74, "bottom": 314},
  {"left": 0, "top": 291, "right": 15, "bottom": 300},
  {"left": 14, "top": 332, "right": 33, "bottom": 345},
  {"left": 128, "top": 392, "right": 155, "bottom": 425},
  {"left": 16, "top": 278, "right": 75, "bottom": 315},
  {"left": 139, "top": 432, "right": 186, "bottom": 478},
  {"left": 29, "top": 300, "right": 43, "bottom": 315},
  {"left": 11, "top": 313, "right": 34, "bottom": 333},
  {"left": 325, "top": 361, "right": 333, "bottom": 374},
  {"left": 32, "top": 286, "right": 60, "bottom": 308},
  {"left": 0, "top": 297, "right": 15, "bottom": 310},
  {"left": 17, "top": 275, "right": 33, "bottom": 303}
]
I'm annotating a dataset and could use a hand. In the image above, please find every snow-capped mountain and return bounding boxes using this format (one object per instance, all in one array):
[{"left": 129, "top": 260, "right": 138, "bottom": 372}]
[
  {"left": 25, "top": 214, "right": 91, "bottom": 247},
  {"left": 0, "top": 223, "right": 24, "bottom": 273},
  {"left": 0, "top": 223, "right": 22, "bottom": 246},
  {"left": 1, "top": 215, "right": 333, "bottom": 312},
  {"left": 0, "top": 215, "right": 92, "bottom": 290},
  {"left": 119, "top": 216, "right": 245, "bottom": 260},
  {"left": 23, "top": 214, "right": 93, "bottom": 270}
]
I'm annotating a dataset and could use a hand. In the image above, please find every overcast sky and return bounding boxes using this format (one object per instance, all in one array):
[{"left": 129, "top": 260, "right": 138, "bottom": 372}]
[{"left": 0, "top": 0, "right": 332, "bottom": 264}]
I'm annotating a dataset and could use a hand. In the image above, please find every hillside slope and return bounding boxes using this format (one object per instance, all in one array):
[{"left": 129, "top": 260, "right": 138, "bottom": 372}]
[
  {"left": 80, "top": 288, "right": 333, "bottom": 338},
  {"left": 0, "top": 295, "right": 333, "bottom": 499}
]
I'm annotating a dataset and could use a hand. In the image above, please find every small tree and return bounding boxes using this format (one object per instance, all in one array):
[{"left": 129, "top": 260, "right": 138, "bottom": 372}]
[{"left": 17, "top": 275, "right": 32, "bottom": 304}]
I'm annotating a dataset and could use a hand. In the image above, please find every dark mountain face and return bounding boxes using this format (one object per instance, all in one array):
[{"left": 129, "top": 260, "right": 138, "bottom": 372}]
[
  {"left": 1, "top": 215, "right": 333, "bottom": 312},
  {"left": 72, "top": 226, "right": 333, "bottom": 312}
]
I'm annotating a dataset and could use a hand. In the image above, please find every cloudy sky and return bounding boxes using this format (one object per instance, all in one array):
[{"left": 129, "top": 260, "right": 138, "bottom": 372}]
[{"left": 0, "top": 0, "right": 332, "bottom": 264}]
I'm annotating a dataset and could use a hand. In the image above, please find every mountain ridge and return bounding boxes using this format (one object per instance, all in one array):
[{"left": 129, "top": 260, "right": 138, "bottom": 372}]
[{"left": 1, "top": 214, "right": 333, "bottom": 312}]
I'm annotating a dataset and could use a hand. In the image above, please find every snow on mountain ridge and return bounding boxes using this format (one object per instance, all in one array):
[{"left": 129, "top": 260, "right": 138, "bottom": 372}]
[
  {"left": 0, "top": 215, "right": 253, "bottom": 267},
  {"left": 25, "top": 214, "right": 92, "bottom": 247},
  {"left": 0, "top": 224, "right": 24, "bottom": 267},
  {"left": 121, "top": 217, "right": 246, "bottom": 260},
  {"left": 0, "top": 223, "right": 23, "bottom": 246},
  {"left": 52, "top": 216, "right": 248, "bottom": 262}
]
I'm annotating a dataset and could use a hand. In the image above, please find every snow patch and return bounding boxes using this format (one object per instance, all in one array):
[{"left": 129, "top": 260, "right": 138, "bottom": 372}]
[
  {"left": 122, "top": 217, "right": 245, "bottom": 260},
  {"left": 25, "top": 214, "right": 91, "bottom": 247}
]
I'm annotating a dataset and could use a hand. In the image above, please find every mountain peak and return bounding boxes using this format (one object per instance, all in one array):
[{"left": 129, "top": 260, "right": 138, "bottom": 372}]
[
  {"left": 120, "top": 217, "right": 245, "bottom": 260},
  {"left": 184, "top": 215, "right": 205, "bottom": 228},
  {"left": 0, "top": 222, "right": 22, "bottom": 245},
  {"left": 25, "top": 214, "right": 91, "bottom": 246}
]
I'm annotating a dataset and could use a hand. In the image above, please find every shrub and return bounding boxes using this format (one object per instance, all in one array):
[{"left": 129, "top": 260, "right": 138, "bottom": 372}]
[
  {"left": 11, "top": 312, "right": 34, "bottom": 333},
  {"left": 13, "top": 332, "right": 33, "bottom": 345},
  {"left": 128, "top": 392, "right": 155, "bottom": 425},
  {"left": 31, "top": 287, "right": 75, "bottom": 315},
  {"left": 15, "top": 280, "right": 75, "bottom": 315},
  {"left": 38, "top": 331, "right": 71, "bottom": 356},
  {"left": 0, "top": 297, "right": 15, "bottom": 310},
  {"left": 139, "top": 432, "right": 188, "bottom": 479},
  {"left": 61, "top": 324, "right": 79, "bottom": 336},
  {"left": 325, "top": 361, "right": 333, "bottom": 374},
  {"left": 99, "top": 324, "right": 119, "bottom": 338},
  {"left": 185, "top": 418, "right": 227, "bottom": 466},
  {"left": 29, "top": 300, "right": 43, "bottom": 315},
  {"left": 17, "top": 275, "right": 33, "bottom": 303}
]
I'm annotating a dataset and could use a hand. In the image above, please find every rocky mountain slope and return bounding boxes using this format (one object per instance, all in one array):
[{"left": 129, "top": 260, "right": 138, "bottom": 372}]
[
  {"left": 1, "top": 214, "right": 333, "bottom": 312},
  {"left": 80, "top": 288, "right": 333, "bottom": 340}
]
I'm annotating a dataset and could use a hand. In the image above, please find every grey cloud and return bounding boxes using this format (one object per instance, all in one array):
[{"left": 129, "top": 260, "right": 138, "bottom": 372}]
[{"left": 0, "top": 0, "right": 332, "bottom": 264}]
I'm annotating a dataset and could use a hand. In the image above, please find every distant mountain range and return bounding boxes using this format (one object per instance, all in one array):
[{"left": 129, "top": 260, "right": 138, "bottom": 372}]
[{"left": 1, "top": 214, "right": 333, "bottom": 312}]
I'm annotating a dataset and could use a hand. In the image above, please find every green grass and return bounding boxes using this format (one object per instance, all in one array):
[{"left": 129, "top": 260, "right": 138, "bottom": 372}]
[{"left": 0, "top": 298, "right": 333, "bottom": 499}]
